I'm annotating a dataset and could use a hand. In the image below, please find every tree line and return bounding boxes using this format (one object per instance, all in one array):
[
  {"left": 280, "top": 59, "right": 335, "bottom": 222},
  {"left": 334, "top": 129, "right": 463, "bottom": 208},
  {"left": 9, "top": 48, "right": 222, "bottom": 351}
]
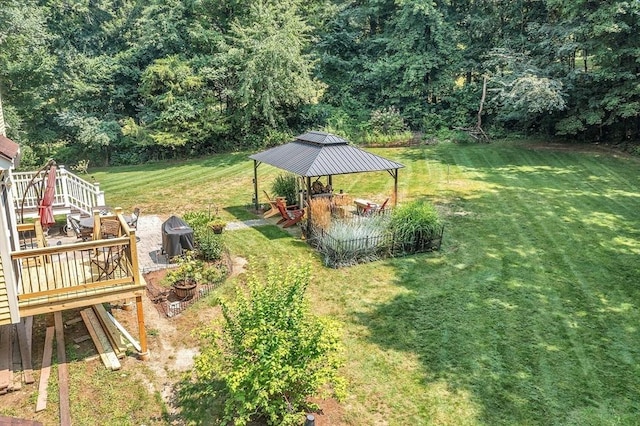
[{"left": 1, "top": 0, "right": 638, "bottom": 168}]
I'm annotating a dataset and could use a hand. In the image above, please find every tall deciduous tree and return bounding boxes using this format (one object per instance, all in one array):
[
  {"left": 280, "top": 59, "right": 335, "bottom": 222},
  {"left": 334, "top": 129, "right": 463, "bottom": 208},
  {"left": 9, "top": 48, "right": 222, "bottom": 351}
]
[
  {"left": 0, "top": 0, "right": 57, "bottom": 147},
  {"left": 549, "top": 0, "right": 640, "bottom": 140},
  {"left": 227, "top": 1, "right": 323, "bottom": 135}
]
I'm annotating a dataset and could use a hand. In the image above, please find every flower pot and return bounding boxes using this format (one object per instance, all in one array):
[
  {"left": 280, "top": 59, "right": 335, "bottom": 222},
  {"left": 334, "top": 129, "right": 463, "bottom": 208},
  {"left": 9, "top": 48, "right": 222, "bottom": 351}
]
[
  {"left": 211, "top": 225, "right": 224, "bottom": 234},
  {"left": 172, "top": 279, "right": 197, "bottom": 298}
]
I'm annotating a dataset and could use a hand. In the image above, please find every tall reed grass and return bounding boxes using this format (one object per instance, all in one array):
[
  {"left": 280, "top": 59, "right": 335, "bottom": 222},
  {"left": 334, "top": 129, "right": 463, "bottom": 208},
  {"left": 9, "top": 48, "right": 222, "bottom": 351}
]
[
  {"left": 318, "top": 215, "right": 390, "bottom": 267},
  {"left": 309, "top": 197, "right": 332, "bottom": 232}
]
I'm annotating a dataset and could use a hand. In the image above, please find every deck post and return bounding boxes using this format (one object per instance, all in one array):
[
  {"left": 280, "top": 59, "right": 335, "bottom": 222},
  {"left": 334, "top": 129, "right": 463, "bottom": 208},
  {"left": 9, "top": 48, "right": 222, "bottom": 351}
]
[
  {"left": 92, "top": 209, "right": 101, "bottom": 239},
  {"left": 136, "top": 295, "right": 149, "bottom": 360}
]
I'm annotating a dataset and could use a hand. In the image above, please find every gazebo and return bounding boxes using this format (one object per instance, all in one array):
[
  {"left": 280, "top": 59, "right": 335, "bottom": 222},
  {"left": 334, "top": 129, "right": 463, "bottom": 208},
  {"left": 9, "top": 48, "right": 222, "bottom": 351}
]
[{"left": 249, "top": 131, "right": 405, "bottom": 217}]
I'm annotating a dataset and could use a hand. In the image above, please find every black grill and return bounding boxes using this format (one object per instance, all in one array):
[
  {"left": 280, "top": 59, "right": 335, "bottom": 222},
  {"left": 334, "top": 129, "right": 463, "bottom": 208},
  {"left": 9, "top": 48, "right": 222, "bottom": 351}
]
[{"left": 161, "top": 215, "right": 195, "bottom": 258}]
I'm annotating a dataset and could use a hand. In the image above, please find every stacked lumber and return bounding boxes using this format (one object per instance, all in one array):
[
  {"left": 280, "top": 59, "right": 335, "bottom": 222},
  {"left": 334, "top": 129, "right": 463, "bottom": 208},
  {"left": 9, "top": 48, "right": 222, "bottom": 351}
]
[
  {"left": 79, "top": 304, "right": 138, "bottom": 370},
  {"left": 81, "top": 308, "right": 121, "bottom": 370}
]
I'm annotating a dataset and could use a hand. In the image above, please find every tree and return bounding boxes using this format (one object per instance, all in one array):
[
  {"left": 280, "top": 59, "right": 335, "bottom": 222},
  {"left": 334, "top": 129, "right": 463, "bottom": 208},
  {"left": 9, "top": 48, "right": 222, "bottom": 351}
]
[
  {"left": 134, "top": 55, "right": 228, "bottom": 152},
  {"left": 189, "top": 264, "right": 345, "bottom": 426},
  {"left": 548, "top": 0, "right": 640, "bottom": 141},
  {"left": 226, "top": 1, "right": 323, "bottom": 136},
  {"left": 0, "top": 0, "right": 57, "bottom": 150}
]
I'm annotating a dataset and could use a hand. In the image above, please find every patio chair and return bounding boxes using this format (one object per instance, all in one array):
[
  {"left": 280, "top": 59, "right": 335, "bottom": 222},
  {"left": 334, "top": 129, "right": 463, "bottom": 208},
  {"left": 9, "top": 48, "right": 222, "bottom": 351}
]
[
  {"left": 362, "top": 198, "right": 390, "bottom": 216},
  {"left": 262, "top": 190, "right": 282, "bottom": 219},
  {"left": 128, "top": 207, "right": 140, "bottom": 229},
  {"left": 263, "top": 191, "right": 296, "bottom": 219},
  {"left": 276, "top": 198, "right": 305, "bottom": 228},
  {"left": 100, "top": 219, "right": 121, "bottom": 239},
  {"left": 91, "top": 245, "right": 125, "bottom": 280},
  {"left": 66, "top": 214, "right": 92, "bottom": 241}
]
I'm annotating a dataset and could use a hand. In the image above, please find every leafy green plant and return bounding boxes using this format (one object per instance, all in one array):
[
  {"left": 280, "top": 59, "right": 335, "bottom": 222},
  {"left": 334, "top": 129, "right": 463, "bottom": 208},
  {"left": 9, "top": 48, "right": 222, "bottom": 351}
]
[
  {"left": 271, "top": 173, "right": 299, "bottom": 206},
  {"left": 369, "top": 106, "right": 407, "bottom": 134},
  {"left": 207, "top": 217, "right": 227, "bottom": 232},
  {"left": 359, "top": 130, "right": 413, "bottom": 146},
  {"left": 191, "top": 264, "right": 345, "bottom": 426},
  {"left": 165, "top": 251, "right": 204, "bottom": 285},
  {"left": 72, "top": 159, "right": 90, "bottom": 174},
  {"left": 194, "top": 228, "right": 225, "bottom": 261},
  {"left": 200, "top": 263, "right": 228, "bottom": 284},
  {"left": 183, "top": 209, "right": 213, "bottom": 230}
]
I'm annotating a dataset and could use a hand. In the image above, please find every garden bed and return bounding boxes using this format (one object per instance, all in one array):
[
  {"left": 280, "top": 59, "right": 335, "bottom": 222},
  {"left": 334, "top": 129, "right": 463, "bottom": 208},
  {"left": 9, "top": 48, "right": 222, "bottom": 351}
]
[
  {"left": 311, "top": 220, "right": 444, "bottom": 268},
  {"left": 145, "top": 253, "right": 232, "bottom": 318}
]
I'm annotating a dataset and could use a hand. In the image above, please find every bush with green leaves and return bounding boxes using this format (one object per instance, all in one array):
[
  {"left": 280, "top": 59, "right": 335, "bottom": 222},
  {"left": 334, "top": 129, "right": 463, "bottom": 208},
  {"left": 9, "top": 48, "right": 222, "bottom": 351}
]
[
  {"left": 271, "top": 173, "right": 299, "bottom": 206},
  {"left": 194, "top": 227, "right": 225, "bottom": 261},
  {"left": 183, "top": 208, "right": 215, "bottom": 230},
  {"left": 200, "top": 262, "right": 228, "bottom": 284},
  {"left": 183, "top": 207, "right": 227, "bottom": 261},
  {"left": 191, "top": 264, "right": 345, "bottom": 426},
  {"left": 389, "top": 200, "right": 443, "bottom": 252},
  {"left": 165, "top": 251, "right": 203, "bottom": 285},
  {"left": 369, "top": 106, "right": 407, "bottom": 135}
]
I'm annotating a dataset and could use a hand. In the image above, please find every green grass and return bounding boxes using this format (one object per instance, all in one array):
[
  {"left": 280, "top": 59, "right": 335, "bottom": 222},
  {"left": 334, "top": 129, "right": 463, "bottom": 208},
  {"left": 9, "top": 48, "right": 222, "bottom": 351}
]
[{"left": 92, "top": 141, "right": 640, "bottom": 424}]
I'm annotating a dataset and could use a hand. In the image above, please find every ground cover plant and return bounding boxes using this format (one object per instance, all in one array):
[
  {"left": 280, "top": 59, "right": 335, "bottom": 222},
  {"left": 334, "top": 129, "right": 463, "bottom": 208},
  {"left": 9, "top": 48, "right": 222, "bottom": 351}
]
[{"left": 24, "top": 140, "right": 639, "bottom": 425}]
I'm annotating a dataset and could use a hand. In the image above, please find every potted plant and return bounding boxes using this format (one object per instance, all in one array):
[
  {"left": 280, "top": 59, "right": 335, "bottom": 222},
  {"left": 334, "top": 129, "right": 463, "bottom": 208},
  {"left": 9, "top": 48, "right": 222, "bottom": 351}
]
[
  {"left": 167, "top": 251, "right": 203, "bottom": 298},
  {"left": 208, "top": 218, "right": 227, "bottom": 234}
]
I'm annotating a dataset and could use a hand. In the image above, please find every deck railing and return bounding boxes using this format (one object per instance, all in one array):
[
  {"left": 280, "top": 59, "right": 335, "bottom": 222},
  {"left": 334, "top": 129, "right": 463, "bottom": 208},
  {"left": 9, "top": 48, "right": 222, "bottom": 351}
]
[
  {"left": 11, "top": 214, "right": 142, "bottom": 317},
  {"left": 11, "top": 165, "right": 106, "bottom": 218}
]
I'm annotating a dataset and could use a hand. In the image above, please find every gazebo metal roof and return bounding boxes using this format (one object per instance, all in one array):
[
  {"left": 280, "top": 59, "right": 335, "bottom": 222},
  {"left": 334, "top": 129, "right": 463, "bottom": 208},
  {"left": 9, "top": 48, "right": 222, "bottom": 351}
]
[
  {"left": 249, "top": 131, "right": 404, "bottom": 214},
  {"left": 249, "top": 131, "right": 404, "bottom": 177}
]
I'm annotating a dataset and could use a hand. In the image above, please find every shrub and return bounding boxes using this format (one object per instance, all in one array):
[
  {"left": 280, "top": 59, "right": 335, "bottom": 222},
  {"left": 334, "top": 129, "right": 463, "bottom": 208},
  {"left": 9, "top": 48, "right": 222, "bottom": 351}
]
[
  {"left": 194, "top": 227, "right": 225, "bottom": 261},
  {"left": 271, "top": 173, "right": 300, "bottom": 206},
  {"left": 389, "top": 200, "right": 443, "bottom": 252},
  {"left": 165, "top": 251, "right": 203, "bottom": 285},
  {"left": 183, "top": 209, "right": 214, "bottom": 230},
  {"left": 359, "top": 130, "right": 413, "bottom": 146},
  {"left": 184, "top": 207, "right": 226, "bottom": 261},
  {"left": 200, "top": 263, "right": 227, "bottom": 284},
  {"left": 369, "top": 106, "right": 407, "bottom": 134},
  {"left": 192, "top": 264, "right": 345, "bottom": 426}
]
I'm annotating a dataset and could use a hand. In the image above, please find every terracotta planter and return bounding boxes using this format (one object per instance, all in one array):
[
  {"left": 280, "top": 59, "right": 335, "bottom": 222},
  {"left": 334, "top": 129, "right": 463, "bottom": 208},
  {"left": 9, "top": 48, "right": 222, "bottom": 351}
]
[{"left": 211, "top": 225, "right": 224, "bottom": 234}]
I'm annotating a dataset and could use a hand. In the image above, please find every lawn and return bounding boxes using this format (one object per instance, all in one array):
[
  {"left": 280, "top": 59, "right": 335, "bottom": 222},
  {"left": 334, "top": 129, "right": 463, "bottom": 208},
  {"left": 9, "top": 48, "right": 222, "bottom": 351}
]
[{"left": 90, "top": 141, "right": 640, "bottom": 424}]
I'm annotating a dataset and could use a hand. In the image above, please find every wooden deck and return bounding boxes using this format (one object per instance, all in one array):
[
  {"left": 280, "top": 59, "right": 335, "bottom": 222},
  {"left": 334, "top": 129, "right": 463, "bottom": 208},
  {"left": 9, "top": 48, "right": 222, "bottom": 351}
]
[
  {"left": 0, "top": 211, "right": 149, "bottom": 365},
  {"left": 13, "top": 238, "right": 144, "bottom": 317},
  {"left": 7, "top": 212, "right": 144, "bottom": 319}
]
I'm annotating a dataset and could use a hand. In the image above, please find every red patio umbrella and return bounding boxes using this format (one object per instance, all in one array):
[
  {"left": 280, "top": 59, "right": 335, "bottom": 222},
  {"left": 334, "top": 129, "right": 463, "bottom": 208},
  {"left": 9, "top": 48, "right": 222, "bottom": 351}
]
[{"left": 38, "top": 163, "right": 57, "bottom": 230}]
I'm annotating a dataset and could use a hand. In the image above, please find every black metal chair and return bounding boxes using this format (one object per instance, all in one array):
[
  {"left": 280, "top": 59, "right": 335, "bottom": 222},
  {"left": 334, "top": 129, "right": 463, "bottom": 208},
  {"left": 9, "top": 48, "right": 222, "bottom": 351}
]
[
  {"left": 128, "top": 207, "right": 140, "bottom": 229},
  {"left": 65, "top": 214, "right": 92, "bottom": 241}
]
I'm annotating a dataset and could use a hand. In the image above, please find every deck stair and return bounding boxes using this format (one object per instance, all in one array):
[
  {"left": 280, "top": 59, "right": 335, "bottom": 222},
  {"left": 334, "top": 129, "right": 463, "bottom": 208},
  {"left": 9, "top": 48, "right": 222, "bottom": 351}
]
[{"left": 11, "top": 165, "right": 105, "bottom": 220}]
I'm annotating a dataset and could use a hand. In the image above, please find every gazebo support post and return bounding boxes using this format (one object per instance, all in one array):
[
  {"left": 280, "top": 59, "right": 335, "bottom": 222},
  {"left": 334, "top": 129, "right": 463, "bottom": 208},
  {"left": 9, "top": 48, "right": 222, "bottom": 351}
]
[
  {"left": 387, "top": 168, "right": 399, "bottom": 206},
  {"left": 253, "top": 160, "right": 261, "bottom": 211},
  {"left": 306, "top": 176, "right": 312, "bottom": 235}
]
